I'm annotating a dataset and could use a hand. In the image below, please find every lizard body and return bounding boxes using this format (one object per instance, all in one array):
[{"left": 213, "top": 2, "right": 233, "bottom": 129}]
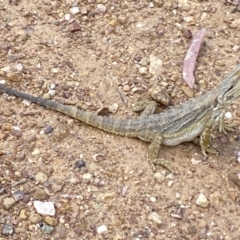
[{"left": 0, "top": 64, "right": 240, "bottom": 171}]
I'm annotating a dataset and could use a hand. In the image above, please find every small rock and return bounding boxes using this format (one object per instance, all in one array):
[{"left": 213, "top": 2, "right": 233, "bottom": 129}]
[
  {"left": 44, "top": 125, "right": 53, "bottom": 134},
  {"left": 97, "top": 225, "right": 108, "bottom": 234},
  {"left": 64, "top": 13, "right": 71, "bottom": 21},
  {"left": 197, "top": 219, "right": 207, "bottom": 228},
  {"left": 6, "top": 72, "right": 23, "bottom": 82},
  {"left": 148, "top": 212, "right": 162, "bottom": 225},
  {"left": 2, "top": 224, "right": 14, "bottom": 236},
  {"left": 117, "top": 16, "right": 127, "bottom": 25},
  {"left": 82, "top": 173, "right": 92, "bottom": 180},
  {"left": 3, "top": 197, "right": 17, "bottom": 210},
  {"left": 225, "top": 111, "right": 232, "bottom": 119},
  {"left": 16, "top": 30, "right": 30, "bottom": 41},
  {"left": 149, "top": 84, "right": 170, "bottom": 106},
  {"left": 56, "top": 225, "right": 67, "bottom": 239},
  {"left": 33, "top": 188, "right": 48, "bottom": 200},
  {"left": 34, "top": 201, "right": 56, "bottom": 216},
  {"left": 69, "top": 7, "right": 80, "bottom": 15},
  {"left": 32, "top": 148, "right": 41, "bottom": 155},
  {"left": 232, "top": 45, "right": 240, "bottom": 52},
  {"left": 109, "top": 19, "right": 118, "bottom": 27},
  {"left": 35, "top": 172, "right": 48, "bottom": 183},
  {"left": 28, "top": 213, "right": 42, "bottom": 224},
  {"left": 22, "top": 194, "right": 31, "bottom": 203},
  {"left": 209, "top": 192, "right": 222, "bottom": 205},
  {"left": 182, "top": 86, "right": 194, "bottom": 98},
  {"left": 44, "top": 216, "right": 58, "bottom": 226},
  {"left": 19, "top": 209, "right": 28, "bottom": 219},
  {"left": 74, "top": 227, "right": 82, "bottom": 236},
  {"left": 183, "top": 29, "right": 192, "bottom": 39},
  {"left": 109, "top": 103, "right": 119, "bottom": 113},
  {"left": 228, "top": 171, "right": 240, "bottom": 188},
  {"left": 68, "top": 20, "right": 81, "bottom": 32},
  {"left": 74, "top": 160, "right": 86, "bottom": 169},
  {"left": 139, "top": 67, "right": 148, "bottom": 75},
  {"left": 230, "top": 19, "right": 240, "bottom": 28},
  {"left": 12, "top": 190, "right": 25, "bottom": 201},
  {"left": 52, "top": 182, "right": 64, "bottom": 193},
  {"left": 154, "top": 172, "right": 165, "bottom": 183},
  {"left": 81, "top": 7, "right": 88, "bottom": 15},
  {"left": 199, "top": 80, "right": 207, "bottom": 90},
  {"left": 149, "top": 54, "right": 162, "bottom": 75},
  {"left": 139, "top": 58, "right": 148, "bottom": 66},
  {"left": 95, "top": 4, "right": 107, "bottom": 14},
  {"left": 196, "top": 193, "right": 209, "bottom": 208},
  {"left": 40, "top": 223, "right": 54, "bottom": 235},
  {"left": 123, "top": 85, "right": 130, "bottom": 92}
]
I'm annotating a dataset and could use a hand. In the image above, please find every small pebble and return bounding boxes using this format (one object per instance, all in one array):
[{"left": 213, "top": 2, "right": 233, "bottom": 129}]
[
  {"left": 97, "top": 225, "right": 108, "bottom": 234},
  {"left": 154, "top": 172, "right": 165, "bottom": 183},
  {"left": 70, "top": 7, "right": 80, "bottom": 15},
  {"left": 2, "top": 224, "right": 14, "bottom": 236},
  {"left": 196, "top": 193, "right": 209, "bottom": 208},
  {"left": 82, "top": 173, "right": 92, "bottom": 180},
  {"left": 148, "top": 212, "right": 162, "bottom": 225},
  {"left": 123, "top": 85, "right": 130, "bottom": 92},
  {"left": 232, "top": 45, "right": 240, "bottom": 52},
  {"left": 74, "top": 160, "right": 86, "bottom": 169},
  {"left": 35, "top": 172, "right": 48, "bottom": 183},
  {"left": 139, "top": 67, "right": 148, "bottom": 75},
  {"left": 12, "top": 190, "right": 25, "bottom": 201},
  {"left": 44, "top": 125, "right": 54, "bottom": 134},
  {"left": 40, "top": 223, "right": 54, "bottom": 235},
  {"left": 3, "top": 197, "right": 17, "bottom": 210},
  {"left": 28, "top": 213, "right": 42, "bottom": 224}
]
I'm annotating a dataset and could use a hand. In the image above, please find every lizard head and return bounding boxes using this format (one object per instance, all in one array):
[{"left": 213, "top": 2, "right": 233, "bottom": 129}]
[{"left": 217, "top": 66, "right": 240, "bottom": 106}]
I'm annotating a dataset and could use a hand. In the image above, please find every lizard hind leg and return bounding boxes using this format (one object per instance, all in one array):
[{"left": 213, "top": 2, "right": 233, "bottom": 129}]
[
  {"left": 147, "top": 134, "right": 173, "bottom": 172},
  {"left": 200, "top": 120, "right": 218, "bottom": 157}
]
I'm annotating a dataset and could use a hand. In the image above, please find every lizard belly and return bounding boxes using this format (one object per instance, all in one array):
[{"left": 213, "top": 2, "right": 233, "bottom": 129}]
[{"left": 162, "top": 115, "right": 210, "bottom": 146}]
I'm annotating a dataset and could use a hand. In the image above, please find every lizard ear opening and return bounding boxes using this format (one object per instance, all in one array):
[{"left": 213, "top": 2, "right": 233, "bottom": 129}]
[{"left": 213, "top": 99, "right": 218, "bottom": 108}]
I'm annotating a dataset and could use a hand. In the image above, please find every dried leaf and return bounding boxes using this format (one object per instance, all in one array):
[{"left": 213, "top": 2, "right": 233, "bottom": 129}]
[{"left": 183, "top": 28, "right": 206, "bottom": 88}]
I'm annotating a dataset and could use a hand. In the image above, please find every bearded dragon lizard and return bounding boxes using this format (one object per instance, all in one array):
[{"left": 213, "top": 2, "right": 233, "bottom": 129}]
[{"left": 0, "top": 64, "right": 240, "bottom": 171}]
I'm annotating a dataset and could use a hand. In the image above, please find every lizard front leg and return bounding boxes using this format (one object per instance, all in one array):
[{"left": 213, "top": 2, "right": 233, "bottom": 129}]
[
  {"left": 132, "top": 100, "right": 157, "bottom": 118},
  {"left": 147, "top": 134, "right": 173, "bottom": 172}
]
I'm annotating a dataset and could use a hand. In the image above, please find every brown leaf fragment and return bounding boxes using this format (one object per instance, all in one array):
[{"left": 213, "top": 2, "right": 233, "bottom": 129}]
[{"left": 183, "top": 28, "right": 206, "bottom": 89}]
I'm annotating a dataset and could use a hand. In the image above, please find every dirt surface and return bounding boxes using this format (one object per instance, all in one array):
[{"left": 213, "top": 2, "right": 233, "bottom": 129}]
[{"left": 0, "top": 0, "right": 240, "bottom": 239}]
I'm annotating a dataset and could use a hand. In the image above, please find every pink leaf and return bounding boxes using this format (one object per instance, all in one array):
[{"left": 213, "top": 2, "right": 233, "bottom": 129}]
[{"left": 183, "top": 28, "right": 206, "bottom": 89}]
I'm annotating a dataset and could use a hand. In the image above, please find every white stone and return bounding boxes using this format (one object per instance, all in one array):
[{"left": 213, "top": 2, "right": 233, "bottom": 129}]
[
  {"left": 196, "top": 193, "right": 209, "bottom": 208},
  {"left": 48, "top": 90, "right": 55, "bottom": 96},
  {"left": 148, "top": 212, "right": 162, "bottom": 225},
  {"left": 150, "top": 196, "right": 156, "bottom": 202},
  {"left": 149, "top": 2, "right": 154, "bottom": 7},
  {"left": 82, "top": 173, "right": 92, "bottom": 180},
  {"left": 33, "top": 201, "right": 56, "bottom": 216},
  {"left": 96, "top": 4, "right": 106, "bottom": 13},
  {"left": 225, "top": 111, "right": 232, "bottom": 119},
  {"left": 154, "top": 172, "right": 165, "bottom": 183},
  {"left": 232, "top": 45, "right": 240, "bottom": 52},
  {"left": 70, "top": 7, "right": 80, "bottom": 15},
  {"left": 139, "top": 67, "right": 147, "bottom": 75},
  {"left": 64, "top": 13, "right": 71, "bottom": 21},
  {"left": 97, "top": 225, "right": 108, "bottom": 234},
  {"left": 32, "top": 148, "right": 40, "bottom": 155}
]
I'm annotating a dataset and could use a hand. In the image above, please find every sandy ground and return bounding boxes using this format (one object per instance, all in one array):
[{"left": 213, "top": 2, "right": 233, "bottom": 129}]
[{"left": 0, "top": 0, "right": 240, "bottom": 239}]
